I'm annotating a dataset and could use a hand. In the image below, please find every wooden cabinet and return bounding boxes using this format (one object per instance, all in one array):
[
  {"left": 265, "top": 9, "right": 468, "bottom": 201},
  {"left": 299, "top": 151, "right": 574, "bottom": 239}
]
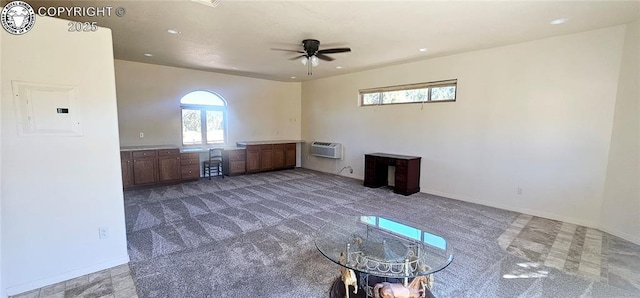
[
  {"left": 180, "top": 152, "right": 200, "bottom": 181},
  {"left": 242, "top": 142, "right": 297, "bottom": 173},
  {"left": 121, "top": 148, "right": 197, "bottom": 189},
  {"left": 285, "top": 143, "right": 296, "bottom": 168},
  {"left": 132, "top": 150, "right": 158, "bottom": 186},
  {"left": 260, "top": 144, "right": 274, "bottom": 171},
  {"left": 158, "top": 149, "right": 181, "bottom": 183},
  {"left": 223, "top": 149, "right": 246, "bottom": 176},
  {"left": 273, "top": 144, "right": 285, "bottom": 169},
  {"left": 120, "top": 151, "right": 134, "bottom": 188},
  {"left": 246, "top": 145, "right": 261, "bottom": 173}
]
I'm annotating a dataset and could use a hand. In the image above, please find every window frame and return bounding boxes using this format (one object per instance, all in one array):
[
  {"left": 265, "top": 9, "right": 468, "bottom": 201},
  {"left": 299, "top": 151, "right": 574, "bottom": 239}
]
[
  {"left": 359, "top": 79, "right": 457, "bottom": 106},
  {"left": 180, "top": 90, "right": 228, "bottom": 146}
]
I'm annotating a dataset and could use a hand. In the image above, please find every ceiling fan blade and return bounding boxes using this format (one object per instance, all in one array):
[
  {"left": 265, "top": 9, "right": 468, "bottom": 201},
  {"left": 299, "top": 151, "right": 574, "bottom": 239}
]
[
  {"left": 271, "top": 48, "right": 305, "bottom": 54},
  {"left": 289, "top": 55, "right": 306, "bottom": 60},
  {"left": 317, "top": 47, "right": 351, "bottom": 54},
  {"left": 315, "top": 53, "right": 335, "bottom": 61}
]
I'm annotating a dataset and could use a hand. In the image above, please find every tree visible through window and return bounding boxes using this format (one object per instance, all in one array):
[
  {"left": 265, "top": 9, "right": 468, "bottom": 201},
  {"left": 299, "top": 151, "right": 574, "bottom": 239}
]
[{"left": 180, "top": 90, "right": 226, "bottom": 145}]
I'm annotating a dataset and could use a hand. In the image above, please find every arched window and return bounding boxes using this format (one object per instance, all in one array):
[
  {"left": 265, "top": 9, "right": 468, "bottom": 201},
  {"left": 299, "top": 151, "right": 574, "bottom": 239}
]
[{"left": 180, "top": 90, "right": 227, "bottom": 145}]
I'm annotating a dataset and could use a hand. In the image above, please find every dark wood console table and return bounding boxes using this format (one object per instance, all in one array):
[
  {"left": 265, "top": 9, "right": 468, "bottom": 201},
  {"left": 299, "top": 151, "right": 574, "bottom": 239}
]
[{"left": 364, "top": 153, "right": 421, "bottom": 196}]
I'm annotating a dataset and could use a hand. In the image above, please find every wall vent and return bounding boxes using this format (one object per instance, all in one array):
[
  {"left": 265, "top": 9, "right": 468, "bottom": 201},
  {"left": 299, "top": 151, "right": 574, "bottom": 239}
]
[{"left": 310, "top": 141, "right": 342, "bottom": 159}]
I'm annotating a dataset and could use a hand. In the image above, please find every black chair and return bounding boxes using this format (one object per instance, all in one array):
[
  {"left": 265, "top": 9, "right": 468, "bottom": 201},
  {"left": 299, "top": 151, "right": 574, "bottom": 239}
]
[{"left": 202, "top": 148, "right": 223, "bottom": 179}]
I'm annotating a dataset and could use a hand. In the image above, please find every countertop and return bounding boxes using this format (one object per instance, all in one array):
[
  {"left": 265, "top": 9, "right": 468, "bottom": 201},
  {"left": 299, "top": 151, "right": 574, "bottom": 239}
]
[
  {"left": 120, "top": 145, "right": 245, "bottom": 153},
  {"left": 236, "top": 140, "right": 304, "bottom": 146},
  {"left": 180, "top": 146, "right": 245, "bottom": 153},
  {"left": 120, "top": 145, "right": 179, "bottom": 151}
]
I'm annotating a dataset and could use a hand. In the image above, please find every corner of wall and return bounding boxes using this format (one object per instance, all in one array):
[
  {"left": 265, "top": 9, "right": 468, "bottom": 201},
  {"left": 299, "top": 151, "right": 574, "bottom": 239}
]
[
  {"left": 600, "top": 20, "right": 640, "bottom": 244},
  {"left": 2, "top": 16, "right": 128, "bottom": 294}
]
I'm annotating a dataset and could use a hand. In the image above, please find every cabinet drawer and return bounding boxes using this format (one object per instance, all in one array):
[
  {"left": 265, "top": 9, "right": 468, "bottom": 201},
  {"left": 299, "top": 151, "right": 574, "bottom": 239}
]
[
  {"left": 260, "top": 144, "right": 273, "bottom": 150},
  {"left": 273, "top": 144, "right": 285, "bottom": 150},
  {"left": 181, "top": 158, "right": 200, "bottom": 166},
  {"left": 396, "top": 160, "right": 408, "bottom": 166},
  {"left": 395, "top": 171, "right": 407, "bottom": 183},
  {"left": 285, "top": 143, "right": 296, "bottom": 150},
  {"left": 230, "top": 161, "right": 246, "bottom": 173},
  {"left": 132, "top": 150, "right": 157, "bottom": 158},
  {"left": 181, "top": 165, "right": 200, "bottom": 179},
  {"left": 229, "top": 150, "right": 246, "bottom": 161},
  {"left": 158, "top": 149, "right": 180, "bottom": 156},
  {"left": 120, "top": 151, "right": 132, "bottom": 160},
  {"left": 180, "top": 152, "right": 199, "bottom": 160}
]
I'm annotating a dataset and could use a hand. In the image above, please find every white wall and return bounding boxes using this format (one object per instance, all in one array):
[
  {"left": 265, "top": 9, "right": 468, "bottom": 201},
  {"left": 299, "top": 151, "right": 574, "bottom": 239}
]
[
  {"left": 601, "top": 21, "right": 640, "bottom": 244},
  {"left": 1, "top": 17, "right": 129, "bottom": 295},
  {"left": 114, "top": 60, "right": 301, "bottom": 147},
  {"left": 302, "top": 26, "right": 626, "bottom": 231}
]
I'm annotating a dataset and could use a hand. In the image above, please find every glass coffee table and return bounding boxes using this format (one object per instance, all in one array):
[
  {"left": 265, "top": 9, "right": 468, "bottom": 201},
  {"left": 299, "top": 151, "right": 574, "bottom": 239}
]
[{"left": 315, "top": 216, "right": 454, "bottom": 298}]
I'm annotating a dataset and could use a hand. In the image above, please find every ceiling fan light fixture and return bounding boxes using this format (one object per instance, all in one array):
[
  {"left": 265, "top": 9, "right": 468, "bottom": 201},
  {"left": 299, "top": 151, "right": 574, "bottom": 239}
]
[
  {"left": 310, "top": 56, "right": 319, "bottom": 67},
  {"left": 550, "top": 18, "right": 568, "bottom": 25},
  {"left": 300, "top": 57, "right": 308, "bottom": 65}
]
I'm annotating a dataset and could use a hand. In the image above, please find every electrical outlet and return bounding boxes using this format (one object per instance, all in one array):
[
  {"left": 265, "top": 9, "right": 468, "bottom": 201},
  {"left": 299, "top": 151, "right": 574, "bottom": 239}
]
[
  {"left": 99, "top": 227, "right": 109, "bottom": 239},
  {"left": 517, "top": 187, "right": 523, "bottom": 195}
]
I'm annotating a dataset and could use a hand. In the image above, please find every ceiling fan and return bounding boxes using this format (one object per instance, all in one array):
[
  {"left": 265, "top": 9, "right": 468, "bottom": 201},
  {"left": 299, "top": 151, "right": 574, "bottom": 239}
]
[{"left": 273, "top": 39, "right": 351, "bottom": 75}]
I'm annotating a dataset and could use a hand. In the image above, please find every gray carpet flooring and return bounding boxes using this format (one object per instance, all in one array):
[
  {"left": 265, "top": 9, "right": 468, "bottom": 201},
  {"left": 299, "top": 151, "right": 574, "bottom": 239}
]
[{"left": 123, "top": 169, "right": 640, "bottom": 297}]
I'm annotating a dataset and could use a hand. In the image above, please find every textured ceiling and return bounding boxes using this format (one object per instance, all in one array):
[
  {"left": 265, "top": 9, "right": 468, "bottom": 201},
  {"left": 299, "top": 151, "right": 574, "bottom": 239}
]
[{"left": 28, "top": 0, "right": 640, "bottom": 81}]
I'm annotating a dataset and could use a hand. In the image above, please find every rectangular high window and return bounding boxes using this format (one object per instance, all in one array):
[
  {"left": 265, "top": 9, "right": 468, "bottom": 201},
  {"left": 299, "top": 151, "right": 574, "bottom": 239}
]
[{"left": 360, "top": 79, "right": 457, "bottom": 106}]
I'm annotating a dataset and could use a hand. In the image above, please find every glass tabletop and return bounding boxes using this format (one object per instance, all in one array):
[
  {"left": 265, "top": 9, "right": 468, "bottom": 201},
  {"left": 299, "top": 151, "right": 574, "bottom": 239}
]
[{"left": 315, "top": 215, "right": 454, "bottom": 278}]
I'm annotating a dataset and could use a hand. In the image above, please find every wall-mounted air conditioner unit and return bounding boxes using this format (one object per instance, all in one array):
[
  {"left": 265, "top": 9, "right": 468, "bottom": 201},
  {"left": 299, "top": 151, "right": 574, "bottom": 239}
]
[{"left": 310, "top": 141, "right": 342, "bottom": 159}]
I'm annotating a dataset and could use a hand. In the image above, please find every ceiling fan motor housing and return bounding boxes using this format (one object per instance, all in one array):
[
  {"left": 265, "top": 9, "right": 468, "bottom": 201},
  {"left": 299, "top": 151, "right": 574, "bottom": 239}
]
[{"left": 302, "top": 39, "right": 320, "bottom": 56}]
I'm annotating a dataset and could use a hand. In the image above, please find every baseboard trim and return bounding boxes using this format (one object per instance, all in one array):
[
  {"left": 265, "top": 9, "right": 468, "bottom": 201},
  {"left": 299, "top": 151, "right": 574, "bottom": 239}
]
[
  {"left": 422, "top": 188, "right": 640, "bottom": 245},
  {"left": 5, "top": 255, "right": 130, "bottom": 297},
  {"left": 599, "top": 224, "right": 640, "bottom": 246},
  {"left": 423, "top": 189, "right": 599, "bottom": 227}
]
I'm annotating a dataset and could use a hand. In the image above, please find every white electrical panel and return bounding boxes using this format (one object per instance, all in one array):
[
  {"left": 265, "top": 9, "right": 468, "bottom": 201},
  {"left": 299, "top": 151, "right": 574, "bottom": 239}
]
[{"left": 12, "top": 81, "right": 82, "bottom": 136}]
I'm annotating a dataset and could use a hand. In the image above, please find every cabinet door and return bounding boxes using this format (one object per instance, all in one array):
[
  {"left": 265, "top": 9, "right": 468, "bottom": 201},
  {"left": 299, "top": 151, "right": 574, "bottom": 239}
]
[
  {"left": 158, "top": 155, "right": 181, "bottom": 183},
  {"left": 364, "top": 155, "right": 385, "bottom": 187},
  {"left": 230, "top": 149, "right": 246, "bottom": 175},
  {"left": 121, "top": 159, "right": 134, "bottom": 188},
  {"left": 133, "top": 157, "right": 158, "bottom": 185},
  {"left": 273, "top": 144, "right": 285, "bottom": 169},
  {"left": 246, "top": 146, "right": 261, "bottom": 172},
  {"left": 230, "top": 161, "right": 247, "bottom": 174},
  {"left": 260, "top": 145, "right": 273, "bottom": 171},
  {"left": 181, "top": 165, "right": 200, "bottom": 180},
  {"left": 285, "top": 143, "right": 296, "bottom": 168}
]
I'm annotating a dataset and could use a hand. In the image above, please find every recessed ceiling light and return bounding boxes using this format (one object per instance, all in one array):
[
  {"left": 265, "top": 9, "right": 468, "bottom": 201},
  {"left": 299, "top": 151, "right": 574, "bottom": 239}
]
[
  {"left": 336, "top": 66, "right": 343, "bottom": 69},
  {"left": 232, "top": 67, "right": 239, "bottom": 70},
  {"left": 290, "top": 76, "right": 296, "bottom": 79},
  {"left": 550, "top": 18, "right": 568, "bottom": 25},
  {"left": 167, "top": 29, "right": 181, "bottom": 34},
  {"left": 419, "top": 48, "right": 428, "bottom": 52},
  {"left": 143, "top": 53, "right": 154, "bottom": 57}
]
